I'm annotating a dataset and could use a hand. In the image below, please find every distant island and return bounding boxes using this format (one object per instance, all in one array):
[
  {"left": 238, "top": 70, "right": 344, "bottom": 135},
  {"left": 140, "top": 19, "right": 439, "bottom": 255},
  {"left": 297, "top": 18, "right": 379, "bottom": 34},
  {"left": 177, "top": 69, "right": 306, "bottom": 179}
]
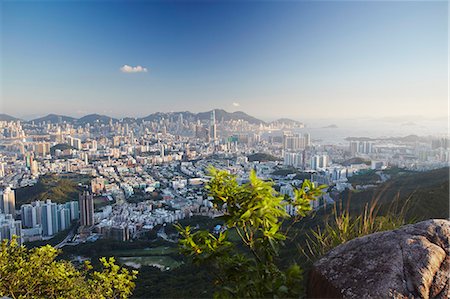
[
  {"left": 323, "top": 124, "right": 338, "bottom": 128},
  {"left": 345, "top": 135, "right": 432, "bottom": 143}
]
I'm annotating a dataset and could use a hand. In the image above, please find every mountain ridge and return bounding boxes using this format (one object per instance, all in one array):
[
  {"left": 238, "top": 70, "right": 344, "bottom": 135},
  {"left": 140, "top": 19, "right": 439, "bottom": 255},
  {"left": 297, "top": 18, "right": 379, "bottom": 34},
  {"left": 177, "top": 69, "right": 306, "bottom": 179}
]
[
  {"left": 31, "top": 114, "right": 76, "bottom": 124},
  {"left": 24, "top": 109, "right": 267, "bottom": 125},
  {"left": 0, "top": 114, "right": 22, "bottom": 122}
]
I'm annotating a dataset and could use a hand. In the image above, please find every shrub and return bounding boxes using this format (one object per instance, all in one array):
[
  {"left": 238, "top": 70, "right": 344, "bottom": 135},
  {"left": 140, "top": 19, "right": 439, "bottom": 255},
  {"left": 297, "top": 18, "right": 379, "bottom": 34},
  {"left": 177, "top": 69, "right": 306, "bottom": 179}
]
[
  {"left": 176, "top": 168, "right": 325, "bottom": 298},
  {"left": 0, "top": 237, "right": 138, "bottom": 299}
]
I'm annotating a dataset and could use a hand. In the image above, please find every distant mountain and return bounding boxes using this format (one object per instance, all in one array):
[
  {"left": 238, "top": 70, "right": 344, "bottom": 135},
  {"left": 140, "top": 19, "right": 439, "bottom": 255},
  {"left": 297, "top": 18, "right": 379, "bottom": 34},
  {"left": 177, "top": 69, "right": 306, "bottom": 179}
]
[
  {"left": 345, "top": 135, "right": 430, "bottom": 143},
  {"left": 121, "top": 117, "right": 140, "bottom": 124},
  {"left": 76, "top": 114, "right": 117, "bottom": 125},
  {"left": 323, "top": 124, "right": 338, "bottom": 129},
  {"left": 140, "top": 111, "right": 196, "bottom": 123},
  {"left": 22, "top": 109, "right": 269, "bottom": 126},
  {"left": 0, "top": 114, "right": 21, "bottom": 122},
  {"left": 141, "top": 109, "right": 265, "bottom": 125},
  {"left": 31, "top": 114, "right": 76, "bottom": 124},
  {"left": 270, "top": 118, "right": 303, "bottom": 127},
  {"left": 196, "top": 109, "right": 265, "bottom": 125}
]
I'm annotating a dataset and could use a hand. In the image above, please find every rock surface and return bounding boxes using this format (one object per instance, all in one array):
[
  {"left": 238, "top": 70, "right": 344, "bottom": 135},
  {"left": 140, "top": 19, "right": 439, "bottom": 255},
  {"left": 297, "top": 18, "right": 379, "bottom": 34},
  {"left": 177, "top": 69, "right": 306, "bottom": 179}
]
[{"left": 307, "top": 219, "right": 450, "bottom": 298}]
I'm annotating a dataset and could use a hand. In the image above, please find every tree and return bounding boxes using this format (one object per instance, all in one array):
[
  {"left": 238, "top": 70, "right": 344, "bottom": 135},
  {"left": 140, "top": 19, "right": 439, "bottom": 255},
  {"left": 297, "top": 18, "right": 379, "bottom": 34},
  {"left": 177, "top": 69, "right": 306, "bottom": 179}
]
[
  {"left": 0, "top": 237, "right": 137, "bottom": 299},
  {"left": 176, "top": 168, "right": 325, "bottom": 298}
]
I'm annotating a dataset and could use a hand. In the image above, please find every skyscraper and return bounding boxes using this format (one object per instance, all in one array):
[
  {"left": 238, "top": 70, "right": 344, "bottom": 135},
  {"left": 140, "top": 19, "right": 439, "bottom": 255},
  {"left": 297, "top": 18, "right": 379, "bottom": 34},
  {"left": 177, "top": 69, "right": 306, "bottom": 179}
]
[
  {"left": 41, "top": 200, "right": 58, "bottom": 236},
  {"left": 283, "top": 133, "right": 305, "bottom": 151},
  {"left": 210, "top": 110, "right": 217, "bottom": 141},
  {"left": 57, "top": 206, "right": 71, "bottom": 231},
  {"left": 304, "top": 133, "right": 311, "bottom": 147},
  {"left": 65, "top": 201, "right": 80, "bottom": 221},
  {"left": 0, "top": 187, "right": 15, "bottom": 217},
  {"left": 311, "top": 154, "right": 329, "bottom": 170},
  {"left": 160, "top": 144, "right": 165, "bottom": 159},
  {"left": 79, "top": 190, "right": 94, "bottom": 226},
  {"left": 20, "top": 204, "right": 38, "bottom": 228}
]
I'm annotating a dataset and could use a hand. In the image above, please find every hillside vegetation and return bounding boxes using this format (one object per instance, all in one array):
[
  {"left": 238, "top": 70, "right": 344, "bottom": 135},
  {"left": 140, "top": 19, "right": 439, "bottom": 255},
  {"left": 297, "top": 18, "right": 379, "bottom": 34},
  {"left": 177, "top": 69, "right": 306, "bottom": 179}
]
[
  {"left": 247, "top": 153, "right": 281, "bottom": 162},
  {"left": 340, "top": 167, "right": 449, "bottom": 220},
  {"left": 15, "top": 174, "right": 81, "bottom": 207}
]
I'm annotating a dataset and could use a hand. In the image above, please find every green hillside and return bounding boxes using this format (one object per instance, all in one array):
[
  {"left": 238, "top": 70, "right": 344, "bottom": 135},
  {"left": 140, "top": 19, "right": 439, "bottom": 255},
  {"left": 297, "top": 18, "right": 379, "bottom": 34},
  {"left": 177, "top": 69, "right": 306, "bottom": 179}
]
[
  {"left": 15, "top": 174, "right": 80, "bottom": 206},
  {"left": 340, "top": 167, "right": 449, "bottom": 220},
  {"left": 247, "top": 153, "right": 281, "bottom": 162}
]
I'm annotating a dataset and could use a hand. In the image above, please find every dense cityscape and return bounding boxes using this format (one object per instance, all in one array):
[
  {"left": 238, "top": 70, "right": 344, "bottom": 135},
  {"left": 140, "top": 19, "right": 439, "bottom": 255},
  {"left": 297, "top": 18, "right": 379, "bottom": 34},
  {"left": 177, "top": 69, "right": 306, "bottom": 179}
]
[
  {"left": 1, "top": 1, "right": 448, "bottom": 297},
  {"left": 0, "top": 109, "right": 448, "bottom": 246}
]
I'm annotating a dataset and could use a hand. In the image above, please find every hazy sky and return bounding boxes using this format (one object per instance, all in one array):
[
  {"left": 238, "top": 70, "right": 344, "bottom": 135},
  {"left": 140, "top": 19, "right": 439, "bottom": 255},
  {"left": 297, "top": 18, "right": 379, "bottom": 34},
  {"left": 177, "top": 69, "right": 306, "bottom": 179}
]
[{"left": 1, "top": 1, "right": 448, "bottom": 120}]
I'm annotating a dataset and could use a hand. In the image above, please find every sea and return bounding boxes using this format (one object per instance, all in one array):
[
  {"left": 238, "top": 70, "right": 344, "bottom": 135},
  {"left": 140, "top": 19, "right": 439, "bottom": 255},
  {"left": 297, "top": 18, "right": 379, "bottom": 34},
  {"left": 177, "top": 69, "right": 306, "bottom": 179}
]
[{"left": 266, "top": 117, "right": 448, "bottom": 145}]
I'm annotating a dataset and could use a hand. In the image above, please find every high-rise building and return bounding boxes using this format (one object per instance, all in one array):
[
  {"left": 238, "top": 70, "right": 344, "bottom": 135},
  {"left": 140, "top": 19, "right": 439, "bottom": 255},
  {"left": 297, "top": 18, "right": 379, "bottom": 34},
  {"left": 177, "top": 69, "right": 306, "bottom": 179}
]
[
  {"left": 349, "top": 140, "right": 373, "bottom": 155},
  {"left": 349, "top": 141, "right": 359, "bottom": 155},
  {"left": 283, "top": 152, "right": 303, "bottom": 168},
  {"left": 311, "top": 154, "right": 329, "bottom": 170},
  {"left": 33, "top": 201, "right": 43, "bottom": 226},
  {"left": 0, "top": 213, "right": 22, "bottom": 244},
  {"left": 41, "top": 200, "right": 58, "bottom": 236},
  {"left": 65, "top": 201, "right": 79, "bottom": 221},
  {"left": 79, "top": 190, "right": 94, "bottom": 226},
  {"left": 304, "top": 133, "right": 311, "bottom": 147},
  {"left": 38, "top": 142, "right": 50, "bottom": 156},
  {"left": 57, "top": 206, "right": 71, "bottom": 231},
  {"left": 20, "top": 204, "right": 38, "bottom": 228},
  {"left": 67, "top": 136, "right": 82, "bottom": 150},
  {"left": 35, "top": 142, "right": 50, "bottom": 156},
  {"left": 210, "top": 110, "right": 217, "bottom": 141},
  {"left": 160, "top": 144, "right": 165, "bottom": 159},
  {"left": 0, "top": 187, "right": 15, "bottom": 217},
  {"left": 73, "top": 138, "right": 82, "bottom": 150},
  {"left": 283, "top": 134, "right": 306, "bottom": 151}
]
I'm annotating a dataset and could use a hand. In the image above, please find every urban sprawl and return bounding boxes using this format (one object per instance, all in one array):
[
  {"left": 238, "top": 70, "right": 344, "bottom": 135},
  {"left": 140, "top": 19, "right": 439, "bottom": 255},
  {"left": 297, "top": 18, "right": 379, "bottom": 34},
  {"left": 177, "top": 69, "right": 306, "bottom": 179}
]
[{"left": 0, "top": 110, "right": 448, "bottom": 248}]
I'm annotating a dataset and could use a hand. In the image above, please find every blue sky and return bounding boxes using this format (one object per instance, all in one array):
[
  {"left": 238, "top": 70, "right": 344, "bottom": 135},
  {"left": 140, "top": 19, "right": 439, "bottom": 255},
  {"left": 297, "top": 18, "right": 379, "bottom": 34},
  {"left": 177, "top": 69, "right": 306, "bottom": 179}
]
[{"left": 1, "top": 1, "right": 448, "bottom": 120}]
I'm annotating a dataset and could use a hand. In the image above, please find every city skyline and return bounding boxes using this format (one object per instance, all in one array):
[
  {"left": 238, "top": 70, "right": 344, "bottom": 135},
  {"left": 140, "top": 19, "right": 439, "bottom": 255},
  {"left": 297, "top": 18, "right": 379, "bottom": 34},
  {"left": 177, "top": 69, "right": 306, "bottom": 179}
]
[
  {"left": 1, "top": 1, "right": 448, "bottom": 120},
  {"left": 0, "top": 2, "right": 449, "bottom": 297}
]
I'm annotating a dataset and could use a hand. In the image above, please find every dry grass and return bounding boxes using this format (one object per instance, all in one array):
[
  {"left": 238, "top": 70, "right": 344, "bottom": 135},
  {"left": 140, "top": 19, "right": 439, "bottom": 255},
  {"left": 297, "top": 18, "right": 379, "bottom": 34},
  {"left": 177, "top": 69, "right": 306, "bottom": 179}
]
[{"left": 300, "top": 194, "right": 411, "bottom": 261}]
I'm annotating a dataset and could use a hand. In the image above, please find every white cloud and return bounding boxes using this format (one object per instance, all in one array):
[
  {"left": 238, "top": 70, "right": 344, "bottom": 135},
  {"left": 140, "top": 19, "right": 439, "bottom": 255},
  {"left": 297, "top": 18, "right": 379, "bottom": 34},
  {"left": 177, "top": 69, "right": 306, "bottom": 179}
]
[
  {"left": 120, "top": 65, "right": 148, "bottom": 73},
  {"left": 232, "top": 102, "right": 240, "bottom": 107}
]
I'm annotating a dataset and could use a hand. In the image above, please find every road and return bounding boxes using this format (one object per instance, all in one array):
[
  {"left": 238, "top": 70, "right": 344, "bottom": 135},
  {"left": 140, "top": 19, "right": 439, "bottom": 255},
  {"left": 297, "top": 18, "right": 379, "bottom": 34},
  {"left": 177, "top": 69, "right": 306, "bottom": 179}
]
[{"left": 55, "top": 225, "right": 77, "bottom": 249}]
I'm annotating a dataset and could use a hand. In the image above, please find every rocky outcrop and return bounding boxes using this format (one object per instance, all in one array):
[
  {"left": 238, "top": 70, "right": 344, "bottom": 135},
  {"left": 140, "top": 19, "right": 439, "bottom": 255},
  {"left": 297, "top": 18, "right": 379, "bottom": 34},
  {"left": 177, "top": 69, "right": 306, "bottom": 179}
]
[{"left": 307, "top": 219, "right": 450, "bottom": 298}]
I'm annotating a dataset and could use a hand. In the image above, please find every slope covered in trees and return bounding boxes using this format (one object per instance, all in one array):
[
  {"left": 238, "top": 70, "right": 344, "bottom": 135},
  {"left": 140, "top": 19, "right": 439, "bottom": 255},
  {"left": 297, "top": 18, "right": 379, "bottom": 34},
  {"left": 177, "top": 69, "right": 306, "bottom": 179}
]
[
  {"left": 247, "top": 153, "right": 281, "bottom": 162},
  {"left": 340, "top": 167, "right": 449, "bottom": 220},
  {"left": 15, "top": 174, "right": 81, "bottom": 207}
]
